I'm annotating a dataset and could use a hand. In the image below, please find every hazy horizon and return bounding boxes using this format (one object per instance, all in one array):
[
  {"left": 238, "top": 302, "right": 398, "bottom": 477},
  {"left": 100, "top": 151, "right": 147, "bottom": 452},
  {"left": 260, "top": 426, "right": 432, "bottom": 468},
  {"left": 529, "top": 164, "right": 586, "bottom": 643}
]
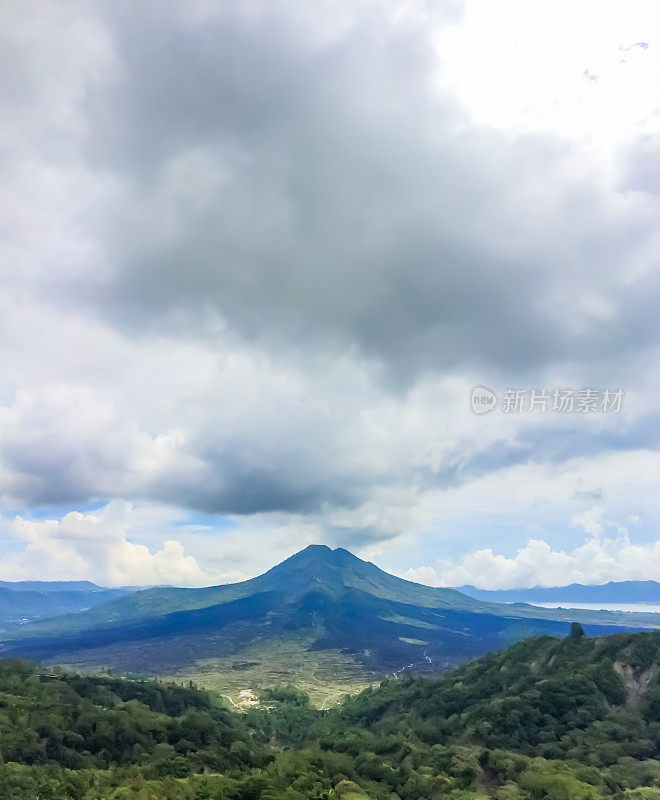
[{"left": 1, "top": 545, "right": 660, "bottom": 597}]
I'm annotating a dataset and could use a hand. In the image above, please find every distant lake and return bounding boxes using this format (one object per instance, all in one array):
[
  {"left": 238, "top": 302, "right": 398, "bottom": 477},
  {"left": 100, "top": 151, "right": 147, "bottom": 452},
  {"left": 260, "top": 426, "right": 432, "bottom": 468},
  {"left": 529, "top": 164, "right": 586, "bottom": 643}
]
[{"left": 520, "top": 601, "right": 660, "bottom": 614}]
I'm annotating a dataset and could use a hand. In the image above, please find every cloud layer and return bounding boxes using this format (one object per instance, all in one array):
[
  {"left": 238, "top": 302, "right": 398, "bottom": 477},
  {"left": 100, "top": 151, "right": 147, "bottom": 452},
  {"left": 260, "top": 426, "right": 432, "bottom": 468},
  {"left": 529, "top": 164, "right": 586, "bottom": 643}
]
[
  {"left": 405, "top": 530, "right": 660, "bottom": 590},
  {"left": 0, "top": 502, "right": 217, "bottom": 586},
  {"left": 0, "top": 0, "right": 658, "bottom": 584}
]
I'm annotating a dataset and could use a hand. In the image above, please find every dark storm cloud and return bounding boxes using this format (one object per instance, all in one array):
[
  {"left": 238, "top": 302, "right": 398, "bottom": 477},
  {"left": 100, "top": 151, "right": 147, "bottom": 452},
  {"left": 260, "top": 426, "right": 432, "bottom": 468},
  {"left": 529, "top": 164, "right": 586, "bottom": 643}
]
[
  {"left": 147, "top": 444, "right": 369, "bottom": 515},
  {"left": 63, "top": 0, "right": 660, "bottom": 383}
]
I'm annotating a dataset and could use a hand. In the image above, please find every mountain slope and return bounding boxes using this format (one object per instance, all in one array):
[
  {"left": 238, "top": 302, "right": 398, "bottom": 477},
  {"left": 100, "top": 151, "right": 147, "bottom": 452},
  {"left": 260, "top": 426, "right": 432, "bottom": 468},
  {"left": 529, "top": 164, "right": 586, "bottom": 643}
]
[
  {"left": 337, "top": 627, "right": 660, "bottom": 761},
  {"left": 3, "top": 584, "right": 643, "bottom": 674},
  {"left": 6, "top": 546, "right": 660, "bottom": 639},
  {"left": 0, "top": 546, "right": 656, "bottom": 688},
  {"left": 3, "top": 630, "right": 659, "bottom": 799},
  {"left": 4, "top": 545, "right": 483, "bottom": 637}
]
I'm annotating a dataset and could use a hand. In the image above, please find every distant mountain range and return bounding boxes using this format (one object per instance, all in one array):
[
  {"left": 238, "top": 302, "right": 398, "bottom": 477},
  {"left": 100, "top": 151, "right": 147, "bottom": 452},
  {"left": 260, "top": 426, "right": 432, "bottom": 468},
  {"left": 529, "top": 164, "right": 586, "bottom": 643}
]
[
  {"left": 1, "top": 546, "right": 658, "bottom": 691},
  {"left": 0, "top": 579, "right": 105, "bottom": 592},
  {"left": 0, "top": 581, "right": 131, "bottom": 625},
  {"left": 456, "top": 580, "right": 660, "bottom": 605}
]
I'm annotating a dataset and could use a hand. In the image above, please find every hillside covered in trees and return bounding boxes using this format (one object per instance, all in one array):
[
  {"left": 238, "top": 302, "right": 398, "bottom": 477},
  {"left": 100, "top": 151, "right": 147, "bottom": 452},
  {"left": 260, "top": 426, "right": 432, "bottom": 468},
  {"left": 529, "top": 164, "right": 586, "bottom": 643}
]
[{"left": 1, "top": 627, "right": 659, "bottom": 799}]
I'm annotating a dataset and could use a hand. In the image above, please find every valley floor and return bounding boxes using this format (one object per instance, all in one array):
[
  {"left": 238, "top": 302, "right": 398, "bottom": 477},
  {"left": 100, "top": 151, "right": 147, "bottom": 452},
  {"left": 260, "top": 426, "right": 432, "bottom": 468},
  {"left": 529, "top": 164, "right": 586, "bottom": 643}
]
[{"left": 166, "top": 633, "right": 375, "bottom": 708}]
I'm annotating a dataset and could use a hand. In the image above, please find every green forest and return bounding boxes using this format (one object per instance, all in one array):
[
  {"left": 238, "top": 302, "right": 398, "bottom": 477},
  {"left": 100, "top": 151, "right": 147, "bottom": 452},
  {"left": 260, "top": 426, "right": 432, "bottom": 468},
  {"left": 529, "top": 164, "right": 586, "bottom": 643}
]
[{"left": 1, "top": 628, "right": 659, "bottom": 800}]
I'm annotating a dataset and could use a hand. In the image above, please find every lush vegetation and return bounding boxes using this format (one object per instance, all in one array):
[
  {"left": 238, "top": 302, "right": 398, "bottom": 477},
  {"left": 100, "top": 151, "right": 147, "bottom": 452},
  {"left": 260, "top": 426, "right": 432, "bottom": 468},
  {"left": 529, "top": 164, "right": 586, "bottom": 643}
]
[{"left": 1, "top": 628, "right": 659, "bottom": 799}]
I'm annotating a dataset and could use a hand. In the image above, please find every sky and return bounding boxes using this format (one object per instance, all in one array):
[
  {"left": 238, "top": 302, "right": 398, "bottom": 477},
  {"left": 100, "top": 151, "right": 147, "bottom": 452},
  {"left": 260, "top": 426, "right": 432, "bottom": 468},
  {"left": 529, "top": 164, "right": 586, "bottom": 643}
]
[{"left": 1, "top": 0, "right": 659, "bottom": 589}]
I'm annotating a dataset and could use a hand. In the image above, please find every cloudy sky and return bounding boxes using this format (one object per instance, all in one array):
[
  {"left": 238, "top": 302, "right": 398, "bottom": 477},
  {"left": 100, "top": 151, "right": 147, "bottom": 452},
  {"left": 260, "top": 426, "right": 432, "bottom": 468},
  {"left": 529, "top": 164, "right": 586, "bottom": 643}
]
[{"left": 1, "top": 0, "right": 659, "bottom": 589}]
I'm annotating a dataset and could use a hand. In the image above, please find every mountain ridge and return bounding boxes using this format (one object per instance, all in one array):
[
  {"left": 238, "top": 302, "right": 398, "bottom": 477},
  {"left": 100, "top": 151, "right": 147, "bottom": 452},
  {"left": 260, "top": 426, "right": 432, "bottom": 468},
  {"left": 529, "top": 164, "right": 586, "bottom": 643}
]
[
  {"left": 1, "top": 545, "right": 658, "bottom": 691},
  {"left": 7, "top": 545, "right": 660, "bottom": 640},
  {"left": 456, "top": 579, "right": 660, "bottom": 605},
  {"left": 0, "top": 579, "right": 105, "bottom": 592},
  {"left": 0, "top": 584, "right": 131, "bottom": 626},
  {"left": 0, "top": 545, "right": 485, "bottom": 637}
]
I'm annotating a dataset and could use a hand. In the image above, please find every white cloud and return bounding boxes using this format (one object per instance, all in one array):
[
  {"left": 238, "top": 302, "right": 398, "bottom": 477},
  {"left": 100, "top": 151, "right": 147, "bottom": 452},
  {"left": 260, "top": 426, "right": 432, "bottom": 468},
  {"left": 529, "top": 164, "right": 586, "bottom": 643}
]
[
  {"left": 404, "top": 529, "right": 660, "bottom": 589},
  {"left": 0, "top": 501, "right": 227, "bottom": 587},
  {"left": 436, "top": 0, "right": 660, "bottom": 148},
  {"left": 571, "top": 507, "right": 605, "bottom": 537}
]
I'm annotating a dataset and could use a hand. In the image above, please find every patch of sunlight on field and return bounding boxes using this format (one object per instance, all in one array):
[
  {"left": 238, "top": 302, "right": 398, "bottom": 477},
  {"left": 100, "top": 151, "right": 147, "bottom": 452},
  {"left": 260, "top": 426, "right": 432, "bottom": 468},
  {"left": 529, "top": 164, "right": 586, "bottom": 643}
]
[{"left": 167, "top": 633, "right": 375, "bottom": 708}]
